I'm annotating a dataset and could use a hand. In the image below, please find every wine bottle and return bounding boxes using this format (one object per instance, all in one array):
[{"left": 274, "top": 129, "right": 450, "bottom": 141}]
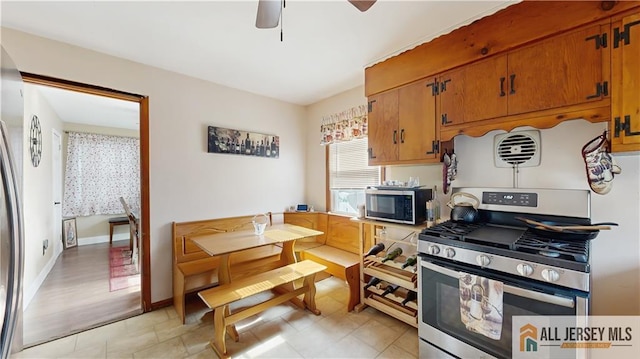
[
  {"left": 402, "top": 290, "right": 417, "bottom": 306},
  {"left": 364, "top": 243, "right": 385, "bottom": 257},
  {"left": 381, "top": 247, "right": 403, "bottom": 263},
  {"left": 401, "top": 255, "right": 417, "bottom": 269},
  {"left": 381, "top": 284, "right": 400, "bottom": 297},
  {"left": 364, "top": 277, "right": 381, "bottom": 290}
]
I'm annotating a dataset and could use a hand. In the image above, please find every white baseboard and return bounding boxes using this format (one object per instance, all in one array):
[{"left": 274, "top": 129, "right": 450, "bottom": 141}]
[
  {"left": 23, "top": 250, "right": 60, "bottom": 311},
  {"left": 78, "top": 233, "right": 129, "bottom": 246}
]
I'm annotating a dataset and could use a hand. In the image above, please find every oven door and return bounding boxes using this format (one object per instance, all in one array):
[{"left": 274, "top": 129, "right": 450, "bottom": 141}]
[{"left": 418, "top": 256, "right": 588, "bottom": 359}]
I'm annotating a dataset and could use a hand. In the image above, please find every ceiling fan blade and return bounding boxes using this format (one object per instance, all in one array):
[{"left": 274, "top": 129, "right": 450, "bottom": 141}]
[
  {"left": 256, "top": 0, "right": 282, "bottom": 29},
  {"left": 348, "top": 0, "right": 377, "bottom": 12}
]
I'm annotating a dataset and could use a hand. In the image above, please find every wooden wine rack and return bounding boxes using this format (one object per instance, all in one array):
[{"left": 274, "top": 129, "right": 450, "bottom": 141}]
[{"left": 352, "top": 218, "right": 429, "bottom": 328}]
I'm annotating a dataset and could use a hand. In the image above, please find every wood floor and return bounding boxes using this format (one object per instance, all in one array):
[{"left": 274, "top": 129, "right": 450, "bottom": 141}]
[{"left": 23, "top": 240, "right": 142, "bottom": 347}]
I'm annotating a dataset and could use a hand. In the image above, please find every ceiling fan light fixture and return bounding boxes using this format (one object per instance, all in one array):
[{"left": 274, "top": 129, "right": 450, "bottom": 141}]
[
  {"left": 348, "top": 0, "right": 377, "bottom": 12},
  {"left": 256, "top": 0, "right": 282, "bottom": 29}
]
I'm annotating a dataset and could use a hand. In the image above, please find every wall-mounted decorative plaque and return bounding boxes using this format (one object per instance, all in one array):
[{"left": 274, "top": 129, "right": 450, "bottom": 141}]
[{"left": 207, "top": 126, "right": 279, "bottom": 158}]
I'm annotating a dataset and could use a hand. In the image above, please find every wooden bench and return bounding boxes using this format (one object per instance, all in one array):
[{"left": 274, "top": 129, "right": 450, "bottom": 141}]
[
  {"left": 284, "top": 212, "right": 361, "bottom": 312},
  {"left": 172, "top": 213, "right": 282, "bottom": 324},
  {"left": 199, "top": 260, "right": 327, "bottom": 359}
]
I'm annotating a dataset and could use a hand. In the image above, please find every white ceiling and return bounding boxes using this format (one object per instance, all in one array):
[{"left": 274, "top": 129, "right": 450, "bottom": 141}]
[
  {"left": 33, "top": 84, "right": 140, "bottom": 130},
  {"left": 2, "top": 0, "right": 518, "bottom": 108}
]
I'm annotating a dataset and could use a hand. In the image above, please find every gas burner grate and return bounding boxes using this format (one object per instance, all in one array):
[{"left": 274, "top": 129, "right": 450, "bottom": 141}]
[
  {"left": 515, "top": 231, "right": 589, "bottom": 263},
  {"left": 420, "top": 221, "right": 483, "bottom": 240}
]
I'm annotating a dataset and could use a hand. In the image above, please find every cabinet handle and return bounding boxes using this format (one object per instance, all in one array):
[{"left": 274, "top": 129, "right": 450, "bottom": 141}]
[
  {"left": 393, "top": 130, "right": 397, "bottom": 144},
  {"left": 441, "top": 114, "right": 452, "bottom": 125},
  {"left": 400, "top": 129, "right": 405, "bottom": 143},
  {"left": 499, "top": 77, "right": 506, "bottom": 97},
  {"left": 614, "top": 115, "right": 640, "bottom": 138},
  {"left": 368, "top": 148, "right": 377, "bottom": 159},
  {"left": 509, "top": 74, "right": 516, "bottom": 94}
]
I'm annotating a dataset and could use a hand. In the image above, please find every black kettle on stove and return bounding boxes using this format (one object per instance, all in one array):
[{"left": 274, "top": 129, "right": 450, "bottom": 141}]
[{"left": 447, "top": 192, "right": 479, "bottom": 223}]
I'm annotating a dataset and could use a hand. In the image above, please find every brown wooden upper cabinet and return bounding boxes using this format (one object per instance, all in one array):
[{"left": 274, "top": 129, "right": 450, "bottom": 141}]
[
  {"left": 438, "top": 23, "right": 608, "bottom": 127},
  {"left": 611, "top": 10, "right": 640, "bottom": 152},
  {"left": 368, "top": 79, "right": 438, "bottom": 166}
]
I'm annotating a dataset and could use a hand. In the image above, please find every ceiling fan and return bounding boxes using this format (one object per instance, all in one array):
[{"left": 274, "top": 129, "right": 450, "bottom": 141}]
[{"left": 256, "top": 0, "right": 377, "bottom": 29}]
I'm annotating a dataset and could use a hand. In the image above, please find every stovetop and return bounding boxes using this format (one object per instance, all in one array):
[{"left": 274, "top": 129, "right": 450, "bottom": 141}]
[{"left": 419, "top": 221, "right": 590, "bottom": 272}]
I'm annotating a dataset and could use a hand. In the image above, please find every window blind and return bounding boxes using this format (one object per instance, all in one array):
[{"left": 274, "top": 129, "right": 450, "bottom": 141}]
[{"left": 329, "top": 138, "right": 380, "bottom": 189}]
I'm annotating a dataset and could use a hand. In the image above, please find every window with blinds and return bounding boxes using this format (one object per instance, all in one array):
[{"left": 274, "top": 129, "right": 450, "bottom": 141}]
[{"left": 328, "top": 137, "right": 380, "bottom": 214}]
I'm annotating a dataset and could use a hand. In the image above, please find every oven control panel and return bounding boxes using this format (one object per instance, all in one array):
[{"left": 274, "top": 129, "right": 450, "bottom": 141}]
[{"left": 482, "top": 191, "right": 538, "bottom": 207}]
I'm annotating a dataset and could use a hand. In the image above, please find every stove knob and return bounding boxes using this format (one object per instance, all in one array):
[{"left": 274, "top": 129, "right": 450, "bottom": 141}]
[
  {"left": 428, "top": 245, "right": 440, "bottom": 255},
  {"left": 476, "top": 254, "right": 491, "bottom": 267},
  {"left": 444, "top": 248, "right": 456, "bottom": 258},
  {"left": 516, "top": 263, "right": 534, "bottom": 277},
  {"left": 541, "top": 269, "right": 560, "bottom": 282}
]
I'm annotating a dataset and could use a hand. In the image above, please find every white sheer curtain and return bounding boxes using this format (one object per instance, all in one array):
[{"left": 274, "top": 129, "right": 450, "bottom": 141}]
[{"left": 62, "top": 132, "right": 140, "bottom": 217}]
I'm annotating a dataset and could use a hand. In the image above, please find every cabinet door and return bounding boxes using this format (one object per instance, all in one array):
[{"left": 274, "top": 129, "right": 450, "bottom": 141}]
[
  {"left": 507, "top": 24, "right": 607, "bottom": 115},
  {"left": 368, "top": 90, "right": 399, "bottom": 165},
  {"left": 464, "top": 55, "right": 508, "bottom": 122},
  {"left": 438, "top": 69, "right": 465, "bottom": 126},
  {"left": 398, "top": 79, "right": 438, "bottom": 161},
  {"left": 611, "top": 12, "right": 640, "bottom": 151}
]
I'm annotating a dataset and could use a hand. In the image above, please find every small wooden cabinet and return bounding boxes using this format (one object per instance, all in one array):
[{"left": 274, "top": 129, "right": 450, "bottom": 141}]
[
  {"left": 353, "top": 218, "right": 428, "bottom": 328},
  {"left": 438, "top": 23, "right": 608, "bottom": 129},
  {"left": 611, "top": 10, "right": 640, "bottom": 152},
  {"left": 368, "top": 79, "right": 439, "bottom": 166}
]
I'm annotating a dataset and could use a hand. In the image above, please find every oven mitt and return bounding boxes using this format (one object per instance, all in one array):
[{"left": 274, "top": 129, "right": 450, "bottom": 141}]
[
  {"left": 443, "top": 152, "right": 458, "bottom": 194},
  {"left": 581, "top": 131, "right": 621, "bottom": 195},
  {"left": 443, "top": 153, "right": 451, "bottom": 194}
]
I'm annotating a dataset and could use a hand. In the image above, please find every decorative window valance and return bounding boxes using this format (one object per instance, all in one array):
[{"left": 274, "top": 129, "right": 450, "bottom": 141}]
[{"left": 320, "top": 105, "right": 368, "bottom": 145}]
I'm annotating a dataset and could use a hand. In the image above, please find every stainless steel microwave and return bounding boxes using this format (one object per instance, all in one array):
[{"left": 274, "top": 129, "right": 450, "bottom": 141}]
[{"left": 365, "top": 187, "right": 431, "bottom": 225}]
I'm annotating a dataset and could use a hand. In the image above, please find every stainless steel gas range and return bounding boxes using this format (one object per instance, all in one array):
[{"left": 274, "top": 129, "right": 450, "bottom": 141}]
[{"left": 417, "top": 187, "right": 592, "bottom": 359}]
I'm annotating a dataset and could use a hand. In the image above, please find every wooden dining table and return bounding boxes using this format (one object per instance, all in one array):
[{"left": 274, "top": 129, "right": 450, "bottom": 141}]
[{"left": 190, "top": 223, "right": 324, "bottom": 340}]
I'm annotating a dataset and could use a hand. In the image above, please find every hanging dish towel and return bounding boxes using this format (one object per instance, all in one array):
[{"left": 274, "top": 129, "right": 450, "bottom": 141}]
[{"left": 459, "top": 272, "right": 504, "bottom": 340}]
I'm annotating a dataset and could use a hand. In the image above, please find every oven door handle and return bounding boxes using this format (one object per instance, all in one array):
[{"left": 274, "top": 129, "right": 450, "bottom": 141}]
[{"left": 421, "top": 259, "right": 576, "bottom": 309}]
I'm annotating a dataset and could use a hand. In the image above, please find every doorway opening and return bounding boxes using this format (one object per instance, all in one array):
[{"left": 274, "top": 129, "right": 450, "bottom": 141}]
[{"left": 20, "top": 73, "right": 150, "bottom": 347}]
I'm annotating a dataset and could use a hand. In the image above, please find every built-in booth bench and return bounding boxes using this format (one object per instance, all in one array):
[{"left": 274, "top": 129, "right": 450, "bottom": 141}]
[
  {"left": 172, "top": 213, "right": 284, "bottom": 324},
  {"left": 172, "top": 212, "right": 361, "bottom": 324},
  {"left": 284, "top": 212, "right": 361, "bottom": 312}
]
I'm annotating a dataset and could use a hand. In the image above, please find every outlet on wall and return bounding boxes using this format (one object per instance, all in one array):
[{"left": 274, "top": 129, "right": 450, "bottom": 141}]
[{"left": 43, "top": 239, "right": 49, "bottom": 255}]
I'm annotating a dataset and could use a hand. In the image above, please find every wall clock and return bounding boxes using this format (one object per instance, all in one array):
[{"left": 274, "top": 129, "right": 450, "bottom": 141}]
[{"left": 30, "top": 115, "right": 42, "bottom": 167}]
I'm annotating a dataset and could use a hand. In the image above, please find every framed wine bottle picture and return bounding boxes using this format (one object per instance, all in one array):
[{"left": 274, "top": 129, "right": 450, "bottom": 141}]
[{"left": 207, "top": 126, "right": 279, "bottom": 159}]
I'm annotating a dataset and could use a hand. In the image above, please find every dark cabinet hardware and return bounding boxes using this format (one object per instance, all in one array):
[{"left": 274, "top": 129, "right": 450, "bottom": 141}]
[
  {"left": 400, "top": 129, "right": 405, "bottom": 143},
  {"left": 499, "top": 77, "right": 506, "bottom": 97},
  {"left": 367, "top": 100, "right": 376, "bottom": 113},
  {"left": 441, "top": 114, "right": 452, "bottom": 125},
  {"left": 425, "top": 140, "right": 440, "bottom": 155},
  {"left": 368, "top": 148, "right": 377, "bottom": 159},
  {"left": 426, "top": 80, "right": 439, "bottom": 96},
  {"left": 614, "top": 115, "right": 640, "bottom": 137},
  {"left": 54, "top": 202, "right": 61, "bottom": 205},
  {"left": 586, "top": 81, "right": 609, "bottom": 99},
  {"left": 509, "top": 74, "right": 516, "bottom": 94},
  {"left": 585, "top": 33, "right": 608, "bottom": 49},
  {"left": 440, "top": 79, "right": 451, "bottom": 93},
  {"left": 393, "top": 130, "right": 397, "bottom": 144},
  {"left": 614, "top": 20, "right": 640, "bottom": 48}
]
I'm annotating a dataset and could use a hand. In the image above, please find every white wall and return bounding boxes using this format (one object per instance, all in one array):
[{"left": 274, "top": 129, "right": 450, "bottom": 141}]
[
  {"left": 2, "top": 28, "right": 307, "bottom": 302},
  {"left": 22, "top": 84, "right": 64, "bottom": 307}
]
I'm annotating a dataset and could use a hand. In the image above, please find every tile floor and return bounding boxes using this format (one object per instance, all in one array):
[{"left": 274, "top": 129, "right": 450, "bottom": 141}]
[{"left": 12, "top": 276, "right": 418, "bottom": 358}]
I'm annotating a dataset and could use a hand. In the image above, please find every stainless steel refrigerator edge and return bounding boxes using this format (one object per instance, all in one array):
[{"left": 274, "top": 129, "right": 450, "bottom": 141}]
[{"left": 1, "top": 45, "right": 25, "bottom": 358}]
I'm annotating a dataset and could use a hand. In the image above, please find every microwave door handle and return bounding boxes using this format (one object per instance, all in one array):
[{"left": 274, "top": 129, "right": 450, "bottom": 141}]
[{"left": 420, "top": 260, "right": 575, "bottom": 309}]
